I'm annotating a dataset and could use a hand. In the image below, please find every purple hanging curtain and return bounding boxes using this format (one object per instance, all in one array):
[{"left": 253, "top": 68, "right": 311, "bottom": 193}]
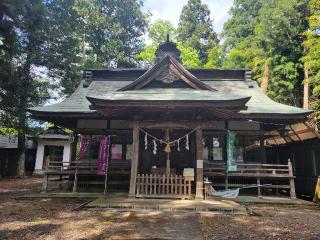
[
  {"left": 98, "top": 135, "right": 110, "bottom": 175},
  {"left": 76, "top": 137, "right": 91, "bottom": 166}
]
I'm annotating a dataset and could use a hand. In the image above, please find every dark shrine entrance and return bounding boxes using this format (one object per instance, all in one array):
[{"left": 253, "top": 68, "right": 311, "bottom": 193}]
[
  {"left": 138, "top": 129, "right": 196, "bottom": 176},
  {"left": 135, "top": 128, "right": 197, "bottom": 199}
]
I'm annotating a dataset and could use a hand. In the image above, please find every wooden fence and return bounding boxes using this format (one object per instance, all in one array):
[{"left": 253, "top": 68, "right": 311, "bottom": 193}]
[{"left": 136, "top": 174, "right": 193, "bottom": 199}]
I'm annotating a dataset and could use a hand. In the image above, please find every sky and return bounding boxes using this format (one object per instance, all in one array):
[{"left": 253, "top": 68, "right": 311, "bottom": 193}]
[{"left": 142, "top": 0, "right": 234, "bottom": 34}]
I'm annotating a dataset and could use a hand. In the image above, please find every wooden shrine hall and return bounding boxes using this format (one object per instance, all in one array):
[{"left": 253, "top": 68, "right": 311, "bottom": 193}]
[{"left": 29, "top": 40, "right": 312, "bottom": 199}]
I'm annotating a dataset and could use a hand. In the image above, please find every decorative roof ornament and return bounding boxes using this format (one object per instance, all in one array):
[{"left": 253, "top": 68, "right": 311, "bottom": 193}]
[{"left": 157, "top": 64, "right": 180, "bottom": 84}]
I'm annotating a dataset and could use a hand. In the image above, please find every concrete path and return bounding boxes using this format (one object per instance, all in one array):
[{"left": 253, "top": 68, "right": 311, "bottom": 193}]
[{"left": 87, "top": 194, "right": 247, "bottom": 214}]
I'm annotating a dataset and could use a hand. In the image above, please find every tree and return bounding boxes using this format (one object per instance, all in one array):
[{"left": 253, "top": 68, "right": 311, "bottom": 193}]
[
  {"left": 204, "top": 46, "right": 223, "bottom": 69},
  {"left": 256, "top": 0, "right": 308, "bottom": 105},
  {"left": 177, "top": 0, "right": 218, "bottom": 63},
  {"left": 0, "top": 0, "right": 148, "bottom": 176},
  {"left": 222, "top": 0, "right": 262, "bottom": 51},
  {"left": 222, "top": 0, "right": 309, "bottom": 106},
  {"left": 44, "top": 0, "right": 148, "bottom": 95},
  {"left": 221, "top": 0, "right": 263, "bottom": 79},
  {"left": 148, "top": 19, "right": 177, "bottom": 43},
  {"left": 137, "top": 20, "right": 201, "bottom": 68},
  {"left": 0, "top": 0, "right": 52, "bottom": 176},
  {"left": 302, "top": 0, "right": 320, "bottom": 126}
]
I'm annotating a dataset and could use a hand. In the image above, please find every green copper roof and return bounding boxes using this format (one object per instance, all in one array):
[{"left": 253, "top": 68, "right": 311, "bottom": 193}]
[
  {"left": 88, "top": 88, "right": 249, "bottom": 102},
  {"left": 29, "top": 78, "right": 312, "bottom": 118}
]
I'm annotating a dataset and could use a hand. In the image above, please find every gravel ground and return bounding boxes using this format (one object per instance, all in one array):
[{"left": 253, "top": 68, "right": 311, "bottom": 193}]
[
  {"left": 0, "top": 177, "right": 320, "bottom": 240},
  {"left": 200, "top": 205, "right": 320, "bottom": 240}
]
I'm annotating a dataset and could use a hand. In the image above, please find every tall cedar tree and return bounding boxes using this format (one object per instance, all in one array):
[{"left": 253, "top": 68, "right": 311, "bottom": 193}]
[
  {"left": 177, "top": 0, "right": 218, "bottom": 63},
  {"left": 0, "top": 0, "right": 51, "bottom": 176},
  {"left": 44, "top": 0, "right": 148, "bottom": 95}
]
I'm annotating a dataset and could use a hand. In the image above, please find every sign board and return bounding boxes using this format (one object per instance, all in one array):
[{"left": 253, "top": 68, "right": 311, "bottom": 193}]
[
  {"left": 197, "top": 160, "right": 203, "bottom": 169},
  {"left": 0, "top": 135, "right": 18, "bottom": 148},
  {"left": 227, "top": 131, "right": 237, "bottom": 172},
  {"left": 183, "top": 168, "right": 194, "bottom": 177}
]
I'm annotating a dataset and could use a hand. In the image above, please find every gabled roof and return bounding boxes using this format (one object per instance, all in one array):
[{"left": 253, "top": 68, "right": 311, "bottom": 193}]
[
  {"left": 118, "top": 55, "right": 215, "bottom": 91},
  {"left": 29, "top": 40, "right": 312, "bottom": 124}
]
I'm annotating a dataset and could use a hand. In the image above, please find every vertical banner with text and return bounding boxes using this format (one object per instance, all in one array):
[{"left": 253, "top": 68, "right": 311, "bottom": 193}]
[{"left": 227, "top": 130, "right": 237, "bottom": 172}]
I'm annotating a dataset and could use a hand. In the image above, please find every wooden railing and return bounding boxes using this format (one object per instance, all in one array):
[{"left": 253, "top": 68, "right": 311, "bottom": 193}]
[
  {"left": 136, "top": 174, "right": 193, "bottom": 199},
  {"left": 46, "top": 160, "right": 98, "bottom": 173},
  {"left": 203, "top": 159, "right": 296, "bottom": 199},
  {"left": 204, "top": 162, "right": 291, "bottom": 177}
]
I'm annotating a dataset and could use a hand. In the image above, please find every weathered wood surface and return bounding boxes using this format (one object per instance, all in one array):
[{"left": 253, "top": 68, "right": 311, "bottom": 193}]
[
  {"left": 129, "top": 121, "right": 139, "bottom": 197},
  {"left": 195, "top": 127, "right": 204, "bottom": 199},
  {"left": 136, "top": 174, "right": 193, "bottom": 199}
]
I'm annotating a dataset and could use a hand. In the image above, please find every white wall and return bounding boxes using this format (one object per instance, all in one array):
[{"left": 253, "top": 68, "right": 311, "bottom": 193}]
[{"left": 33, "top": 139, "right": 72, "bottom": 175}]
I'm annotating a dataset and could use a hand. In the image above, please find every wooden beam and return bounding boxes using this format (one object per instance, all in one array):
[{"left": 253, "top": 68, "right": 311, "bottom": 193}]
[
  {"left": 304, "top": 122, "right": 320, "bottom": 139},
  {"left": 289, "top": 125, "right": 302, "bottom": 141},
  {"left": 129, "top": 121, "right": 139, "bottom": 197},
  {"left": 137, "top": 121, "right": 222, "bottom": 129},
  {"left": 195, "top": 127, "right": 204, "bottom": 199}
]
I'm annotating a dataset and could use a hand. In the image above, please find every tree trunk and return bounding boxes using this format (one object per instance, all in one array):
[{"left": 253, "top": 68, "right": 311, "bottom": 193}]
[
  {"left": 303, "top": 46, "right": 309, "bottom": 109},
  {"left": 17, "top": 104, "right": 27, "bottom": 177},
  {"left": 303, "top": 67, "right": 309, "bottom": 109},
  {"left": 17, "top": 134, "right": 25, "bottom": 177},
  {"left": 261, "top": 63, "right": 269, "bottom": 93}
]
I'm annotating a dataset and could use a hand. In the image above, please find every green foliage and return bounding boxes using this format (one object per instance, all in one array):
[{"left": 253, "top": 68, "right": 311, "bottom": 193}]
[
  {"left": 204, "top": 46, "right": 223, "bottom": 69},
  {"left": 44, "top": 0, "right": 148, "bottom": 95},
  {"left": 137, "top": 20, "right": 201, "bottom": 68},
  {"left": 302, "top": 0, "right": 320, "bottom": 125},
  {"left": 177, "top": 43, "right": 201, "bottom": 69},
  {"left": 137, "top": 44, "right": 157, "bottom": 66},
  {"left": 0, "top": 0, "right": 52, "bottom": 129},
  {"left": 148, "top": 20, "right": 177, "bottom": 43},
  {"left": 0, "top": 128, "right": 18, "bottom": 136},
  {"left": 222, "top": 0, "right": 309, "bottom": 107},
  {"left": 177, "top": 0, "right": 218, "bottom": 62},
  {"left": 0, "top": 0, "right": 148, "bottom": 175},
  {"left": 222, "top": 0, "right": 262, "bottom": 50},
  {"left": 268, "top": 57, "right": 303, "bottom": 106},
  {"left": 0, "top": 0, "right": 53, "bottom": 175}
]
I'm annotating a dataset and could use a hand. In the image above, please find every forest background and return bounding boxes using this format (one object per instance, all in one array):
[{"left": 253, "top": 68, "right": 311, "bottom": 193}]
[{"left": 0, "top": 0, "right": 319, "bottom": 175}]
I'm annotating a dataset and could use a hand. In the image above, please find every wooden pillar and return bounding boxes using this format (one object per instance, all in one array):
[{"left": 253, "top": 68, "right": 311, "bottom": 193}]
[
  {"left": 195, "top": 127, "right": 204, "bottom": 199},
  {"left": 71, "top": 134, "right": 78, "bottom": 162},
  {"left": 72, "top": 171, "right": 78, "bottom": 193},
  {"left": 42, "top": 174, "right": 48, "bottom": 193},
  {"left": 288, "top": 158, "right": 296, "bottom": 199},
  {"left": 129, "top": 122, "right": 139, "bottom": 197},
  {"left": 165, "top": 128, "right": 170, "bottom": 176},
  {"left": 225, "top": 121, "right": 229, "bottom": 190},
  {"left": 257, "top": 177, "right": 261, "bottom": 197}
]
